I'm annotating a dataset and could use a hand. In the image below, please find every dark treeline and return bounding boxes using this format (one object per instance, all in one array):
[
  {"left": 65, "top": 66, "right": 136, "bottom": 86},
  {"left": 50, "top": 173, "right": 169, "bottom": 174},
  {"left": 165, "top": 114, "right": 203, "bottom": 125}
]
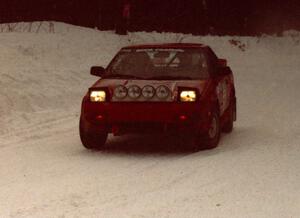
[{"left": 0, "top": 0, "right": 299, "bottom": 35}]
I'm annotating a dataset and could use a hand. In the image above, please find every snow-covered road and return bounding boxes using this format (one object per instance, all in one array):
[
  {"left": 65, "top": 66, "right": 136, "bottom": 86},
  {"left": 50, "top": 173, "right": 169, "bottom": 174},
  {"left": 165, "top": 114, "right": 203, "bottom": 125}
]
[{"left": 0, "top": 23, "right": 299, "bottom": 217}]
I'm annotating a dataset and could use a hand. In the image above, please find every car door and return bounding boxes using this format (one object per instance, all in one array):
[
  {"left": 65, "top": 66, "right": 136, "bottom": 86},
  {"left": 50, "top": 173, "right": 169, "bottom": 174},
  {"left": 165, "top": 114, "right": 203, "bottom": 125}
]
[{"left": 206, "top": 48, "right": 231, "bottom": 116}]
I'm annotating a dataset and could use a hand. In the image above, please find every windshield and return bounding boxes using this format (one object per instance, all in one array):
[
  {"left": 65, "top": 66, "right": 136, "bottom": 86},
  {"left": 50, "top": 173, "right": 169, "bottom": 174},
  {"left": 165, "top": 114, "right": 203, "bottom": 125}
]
[{"left": 105, "top": 48, "right": 209, "bottom": 80}]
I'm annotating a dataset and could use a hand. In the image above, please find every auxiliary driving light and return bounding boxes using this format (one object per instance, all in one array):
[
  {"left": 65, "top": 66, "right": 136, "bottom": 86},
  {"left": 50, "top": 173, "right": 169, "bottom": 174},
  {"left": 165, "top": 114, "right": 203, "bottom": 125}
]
[
  {"left": 90, "top": 90, "right": 106, "bottom": 102},
  {"left": 128, "top": 85, "right": 141, "bottom": 99},
  {"left": 114, "top": 85, "right": 127, "bottom": 99},
  {"left": 179, "top": 90, "right": 197, "bottom": 102},
  {"left": 142, "top": 85, "right": 155, "bottom": 99},
  {"left": 156, "top": 85, "right": 170, "bottom": 99}
]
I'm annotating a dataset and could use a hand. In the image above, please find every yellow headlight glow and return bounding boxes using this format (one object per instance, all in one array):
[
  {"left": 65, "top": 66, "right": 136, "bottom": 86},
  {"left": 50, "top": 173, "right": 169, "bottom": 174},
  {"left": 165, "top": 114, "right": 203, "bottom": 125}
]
[
  {"left": 90, "top": 90, "right": 106, "bottom": 102},
  {"left": 180, "top": 90, "right": 196, "bottom": 102}
]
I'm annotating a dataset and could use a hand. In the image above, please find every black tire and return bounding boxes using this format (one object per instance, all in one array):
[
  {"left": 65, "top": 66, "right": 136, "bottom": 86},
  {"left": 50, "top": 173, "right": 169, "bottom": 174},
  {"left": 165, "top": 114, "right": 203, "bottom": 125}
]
[
  {"left": 192, "top": 110, "right": 221, "bottom": 151},
  {"left": 222, "top": 100, "right": 235, "bottom": 133},
  {"left": 79, "top": 120, "right": 108, "bottom": 150}
]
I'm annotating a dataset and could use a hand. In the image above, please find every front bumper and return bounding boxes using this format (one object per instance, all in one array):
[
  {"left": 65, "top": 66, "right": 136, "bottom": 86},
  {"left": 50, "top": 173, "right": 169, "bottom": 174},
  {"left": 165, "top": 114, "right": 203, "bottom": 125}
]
[{"left": 80, "top": 96, "right": 212, "bottom": 135}]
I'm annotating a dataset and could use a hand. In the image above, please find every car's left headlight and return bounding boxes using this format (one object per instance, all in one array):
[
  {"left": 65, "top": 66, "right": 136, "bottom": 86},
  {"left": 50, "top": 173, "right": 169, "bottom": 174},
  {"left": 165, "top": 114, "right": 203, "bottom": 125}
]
[
  {"left": 179, "top": 90, "right": 197, "bottom": 102},
  {"left": 90, "top": 90, "right": 106, "bottom": 102}
]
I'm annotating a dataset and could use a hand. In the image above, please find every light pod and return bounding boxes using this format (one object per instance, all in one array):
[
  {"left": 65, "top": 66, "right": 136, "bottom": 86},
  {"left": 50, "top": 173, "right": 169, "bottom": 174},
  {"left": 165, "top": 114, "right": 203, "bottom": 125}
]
[
  {"left": 142, "top": 85, "right": 155, "bottom": 99},
  {"left": 128, "top": 85, "right": 141, "bottom": 99},
  {"left": 114, "top": 85, "right": 127, "bottom": 99},
  {"left": 156, "top": 85, "right": 170, "bottom": 99}
]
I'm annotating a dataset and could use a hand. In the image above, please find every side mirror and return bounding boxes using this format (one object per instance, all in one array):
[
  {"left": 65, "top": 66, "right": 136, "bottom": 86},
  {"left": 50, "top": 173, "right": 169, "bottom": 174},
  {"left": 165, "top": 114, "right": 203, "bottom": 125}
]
[
  {"left": 90, "top": 66, "right": 105, "bottom": 77},
  {"left": 218, "top": 59, "right": 227, "bottom": 67},
  {"left": 218, "top": 66, "right": 231, "bottom": 76}
]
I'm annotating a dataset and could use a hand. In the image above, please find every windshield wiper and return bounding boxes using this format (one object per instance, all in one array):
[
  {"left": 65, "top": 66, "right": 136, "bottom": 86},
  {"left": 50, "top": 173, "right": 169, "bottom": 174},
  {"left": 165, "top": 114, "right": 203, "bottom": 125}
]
[
  {"left": 102, "top": 73, "right": 144, "bottom": 79},
  {"left": 147, "top": 76, "right": 193, "bottom": 80}
]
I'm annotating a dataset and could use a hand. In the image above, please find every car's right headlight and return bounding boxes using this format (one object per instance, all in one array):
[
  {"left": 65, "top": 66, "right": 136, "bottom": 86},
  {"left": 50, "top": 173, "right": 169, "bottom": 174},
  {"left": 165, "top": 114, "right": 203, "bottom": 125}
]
[
  {"left": 90, "top": 90, "right": 106, "bottom": 102},
  {"left": 179, "top": 90, "right": 197, "bottom": 102}
]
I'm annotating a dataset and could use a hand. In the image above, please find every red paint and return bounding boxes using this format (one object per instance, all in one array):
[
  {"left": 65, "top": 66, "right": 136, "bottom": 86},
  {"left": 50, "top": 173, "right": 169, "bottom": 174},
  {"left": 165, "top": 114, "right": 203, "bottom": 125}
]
[
  {"left": 96, "top": 115, "right": 104, "bottom": 120},
  {"left": 179, "top": 115, "right": 187, "bottom": 121}
]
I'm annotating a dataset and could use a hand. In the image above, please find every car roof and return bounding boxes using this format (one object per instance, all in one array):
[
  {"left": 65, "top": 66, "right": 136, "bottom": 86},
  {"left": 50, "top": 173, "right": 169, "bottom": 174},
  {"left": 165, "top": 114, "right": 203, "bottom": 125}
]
[{"left": 122, "top": 43, "right": 208, "bottom": 50}]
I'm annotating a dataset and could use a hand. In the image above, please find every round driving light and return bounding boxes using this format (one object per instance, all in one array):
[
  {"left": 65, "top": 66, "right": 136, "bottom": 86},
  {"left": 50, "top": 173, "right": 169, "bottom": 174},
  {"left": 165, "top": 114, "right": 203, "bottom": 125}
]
[
  {"left": 128, "top": 85, "right": 141, "bottom": 99},
  {"left": 156, "top": 85, "right": 170, "bottom": 99},
  {"left": 114, "top": 85, "right": 127, "bottom": 99},
  {"left": 142, "top": 85, "right": 155, "bottom": 99}
]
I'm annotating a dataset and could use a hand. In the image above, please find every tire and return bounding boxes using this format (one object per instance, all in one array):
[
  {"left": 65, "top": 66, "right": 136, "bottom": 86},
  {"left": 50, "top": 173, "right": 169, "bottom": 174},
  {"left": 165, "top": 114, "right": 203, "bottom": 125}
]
[
  {"left": 222, "top": 100, "right": 235, "bottom": 133},
  {"left": 79, "top": 119, "right": 108, "bottom": 150},
  {"left": 192, "top": 110, "right": 221, "bottom": 151}
]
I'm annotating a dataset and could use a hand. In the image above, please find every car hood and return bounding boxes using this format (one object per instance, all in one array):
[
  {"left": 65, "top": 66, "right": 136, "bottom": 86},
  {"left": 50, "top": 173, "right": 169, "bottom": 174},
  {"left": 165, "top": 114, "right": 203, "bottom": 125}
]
[{"left": 92, "top": 79, "right": 209, "bottom": 102}]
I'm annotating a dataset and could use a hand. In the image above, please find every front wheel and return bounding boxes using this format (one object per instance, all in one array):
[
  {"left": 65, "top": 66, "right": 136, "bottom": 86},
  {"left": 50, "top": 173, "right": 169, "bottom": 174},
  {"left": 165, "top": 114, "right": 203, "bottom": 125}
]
[
  {"left": 79, "top": 119, "right": 108, "bottom": 150},
  {"left": 192, "top": 110, "right": 221, "bottom": 151},
  {"left": 222, "top": 100, "right": 235, "bottom": 133}
]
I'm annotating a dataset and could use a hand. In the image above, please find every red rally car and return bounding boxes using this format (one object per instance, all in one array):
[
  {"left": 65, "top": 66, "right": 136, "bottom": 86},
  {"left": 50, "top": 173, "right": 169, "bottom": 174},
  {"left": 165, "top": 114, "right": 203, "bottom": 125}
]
[{"left": 80, "top": 43, "right": 236, "bottom": 151}]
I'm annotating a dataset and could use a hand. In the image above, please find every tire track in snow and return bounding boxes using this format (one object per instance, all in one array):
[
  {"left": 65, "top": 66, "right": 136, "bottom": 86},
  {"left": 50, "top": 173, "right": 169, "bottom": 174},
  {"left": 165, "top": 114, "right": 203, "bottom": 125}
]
[{"left": 0, "top": 112, "right": 78, "bottom": 148}]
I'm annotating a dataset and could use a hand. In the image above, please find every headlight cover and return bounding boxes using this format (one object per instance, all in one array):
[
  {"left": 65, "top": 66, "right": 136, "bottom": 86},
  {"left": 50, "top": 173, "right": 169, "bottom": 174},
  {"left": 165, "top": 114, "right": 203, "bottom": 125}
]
[
  {"left": 179, "top": 90, "right": 197, "bottom": 102},
  {"left": 90, "top": 90, "right": 106, "bottom": 102},
  {"left": 156, "top": 85, "right": 170, "bottom": 99},
  {"left": 128, "top": 85, "right": 141, "bottom": 99},
  {"left": 142, "top": 85, "right": 155, "bottom": 99},
  {"left": 114, "top": 85, "right": 127, "bottom": 99}
]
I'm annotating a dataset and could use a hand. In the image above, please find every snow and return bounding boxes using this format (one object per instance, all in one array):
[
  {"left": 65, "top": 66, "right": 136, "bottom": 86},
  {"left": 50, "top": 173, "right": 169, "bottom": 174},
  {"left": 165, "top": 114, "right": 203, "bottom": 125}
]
[{"left": 0, "top": 22, "right": 300, "bottom": 217}]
